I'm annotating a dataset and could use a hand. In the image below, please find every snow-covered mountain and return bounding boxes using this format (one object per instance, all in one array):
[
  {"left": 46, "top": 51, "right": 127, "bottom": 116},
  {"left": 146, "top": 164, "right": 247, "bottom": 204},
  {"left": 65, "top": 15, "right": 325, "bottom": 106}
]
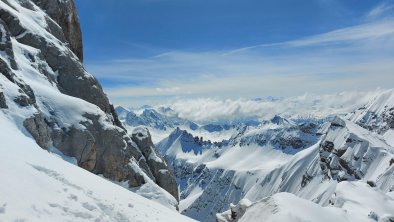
[
  {"left": 217, "top": 102, "right": 394, "bottom": 221},
  {"left": 0, "top": 0, "right": 187, "bottom": 220},
  {"left": 155, "top": 115, "right": 328, "bottom": 221},
  {"left": 149, "top": 90, "right": 394, "bottom": 222},
  {"left": 116, "top": 106, "right": 254, "bottom": 144},
  {"left": 217, "top": 182, "right": 394, "bottom": 222}
]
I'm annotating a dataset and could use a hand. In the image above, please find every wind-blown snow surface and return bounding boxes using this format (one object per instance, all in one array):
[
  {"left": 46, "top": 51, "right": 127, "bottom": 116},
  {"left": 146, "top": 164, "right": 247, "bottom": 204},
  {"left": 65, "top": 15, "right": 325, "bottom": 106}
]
[
  {"left": 218, "top": 182, "right": 394, "bottom": 222},
  {"left": 0, "top": 114, "right": 195, "bottom": 222}
]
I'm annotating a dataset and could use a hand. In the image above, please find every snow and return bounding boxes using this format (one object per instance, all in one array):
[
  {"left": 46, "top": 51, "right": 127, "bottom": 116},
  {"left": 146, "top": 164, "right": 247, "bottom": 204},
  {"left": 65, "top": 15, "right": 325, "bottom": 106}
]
[
  {"left": 0, "top": 24, "right": 6, "bottom": 43},
  {"left": 124, "top": 125, "right": 169, "bottom": 144},
  {"left": 156, "top": 118, "right": 329, "bottom": 221},
  {"left": 348, "top": 89, "right": 394, "bottom": 136},
  {"left": 156, "top": 108, "right": 394, "bottom": 221},
  {"left": 2, "top": 2, "right": 394, "bottom": 220},
  {"left": 219, "top": 181, "right": 394, "bottom": 222},
  {"left": 332, "top": 181, "right": 394, "bottom": 221},
  {"left": 50, "top": 147, "right": 78, "bottom": 165},
  {"left": 216, "top": 198, "right": 252, "bottom": 222},
  {"left": 118, "top": 106, "right": 239, "bottom": 144},
  {"left": 383, "top": 129, "right": 394, "bottom": 147},
  {"left": 237, "top": 192, "right": 349, "bottom": 222},
  {"left": 10, "top": 38, "right": 118, "bottom": 131},
  {"left": 179, "top": 187, "right": 203, "bottom": 212},
  {"left": 0, "top": 114, "right": 195, "bottom": 222},
  {"left": 213, "top": 115, "right": 394, "bottom": 222},
  {"left": 132, "top": 126, "right": 150, "bottom": 140},
  {"left": 0, "top": 0, "right": 191, "bottom": 219},
  {"left": 126, "top": 161, "right": 178, "bottom": 210},
  {"left": 0, "top": 0, "right": 67, "bottom": 52},
  {"left": 116, "top": 91, "right": 394, "bottom": 221},
  {"left": 205, "top": 145, "right": 290, "bottom": 171},
  {"left": 148, "top": 150, "right": 164, "bottom": 163}
]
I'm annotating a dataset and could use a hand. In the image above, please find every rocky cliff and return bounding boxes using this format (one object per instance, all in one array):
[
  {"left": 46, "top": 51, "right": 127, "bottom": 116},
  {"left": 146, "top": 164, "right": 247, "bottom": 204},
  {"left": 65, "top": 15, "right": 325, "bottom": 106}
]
[
  {"left": 31, "top": 0, "right": 83, "bottom": 61},
  {"left": 0, "top": 0, "right": 178, "bottom": 207}
]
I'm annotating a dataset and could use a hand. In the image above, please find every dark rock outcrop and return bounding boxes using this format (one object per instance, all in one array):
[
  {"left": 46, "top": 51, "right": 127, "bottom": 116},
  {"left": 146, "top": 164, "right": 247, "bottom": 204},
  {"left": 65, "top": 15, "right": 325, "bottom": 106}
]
[
  {"left": 31, "top": 0, "right": 83, "bottom": 61},
  {"left": 0, "top": 92, "right": 7, "bottom": 108},
  {"left": 319, "top": 117, "right": 393, "bottom": 187},
  {"left": 131, "top": 127, "right": 179, "bottom": 200},
  {"left": 23, "top": 114, "right": 51, "bottom": 150}
]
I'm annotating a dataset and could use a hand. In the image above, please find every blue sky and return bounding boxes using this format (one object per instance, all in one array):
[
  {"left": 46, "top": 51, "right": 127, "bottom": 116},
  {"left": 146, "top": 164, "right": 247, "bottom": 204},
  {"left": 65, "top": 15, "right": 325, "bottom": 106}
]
[{"left": 75, "top": 0, "right": 394, "bottom": 107}]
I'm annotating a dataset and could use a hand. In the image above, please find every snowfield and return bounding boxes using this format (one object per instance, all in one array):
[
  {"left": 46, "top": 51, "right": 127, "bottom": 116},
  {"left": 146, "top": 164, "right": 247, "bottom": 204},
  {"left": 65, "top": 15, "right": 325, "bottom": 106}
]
[
  {"left": 218, "top": 181, "right": 394, "bottom": 222},
  {"left": 0, "top": 114, "right": 195, "bottom": 222}
]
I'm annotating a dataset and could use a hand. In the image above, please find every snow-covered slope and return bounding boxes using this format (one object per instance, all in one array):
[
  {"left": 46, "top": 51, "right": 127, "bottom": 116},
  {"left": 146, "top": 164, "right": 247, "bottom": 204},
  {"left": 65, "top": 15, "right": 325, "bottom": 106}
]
[
  {"left": 0, "top": 0, "right": 179, "bottom": 214},
  {"left": 347, "top": 89, "right": 394, "bottom": 147},
  {"left": 217, "top": 181, "right": 394, "bottom": 222},
  {"left": 0, "top": 115, "right": 195, "bottom": 222},
  {"left": 155, "top": 116, "right": 331, "bottom": 221},
  {"left": 214, "top": 105, "right": 394, "bottom": 222}
]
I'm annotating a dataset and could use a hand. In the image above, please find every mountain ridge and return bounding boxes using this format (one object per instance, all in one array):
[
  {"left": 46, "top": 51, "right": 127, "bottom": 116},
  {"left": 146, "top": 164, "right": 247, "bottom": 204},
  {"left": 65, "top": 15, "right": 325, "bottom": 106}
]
[{"left": 122, "top": 90, "right": 394, "bottom": 221}]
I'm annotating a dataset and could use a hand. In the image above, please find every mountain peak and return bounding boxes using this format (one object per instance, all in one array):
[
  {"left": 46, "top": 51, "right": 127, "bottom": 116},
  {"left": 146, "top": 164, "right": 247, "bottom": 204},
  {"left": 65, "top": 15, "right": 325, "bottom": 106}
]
[{"left": 270, "top": 115, "right": 290, "bottom": 125}]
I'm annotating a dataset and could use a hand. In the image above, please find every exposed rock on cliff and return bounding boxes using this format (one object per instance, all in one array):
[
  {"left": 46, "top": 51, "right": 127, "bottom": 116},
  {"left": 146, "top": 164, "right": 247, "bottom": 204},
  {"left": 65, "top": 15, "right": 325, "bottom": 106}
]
[
  {"left": 0, "top": 0, "right": 178, "bottom": 207},
  {"left": 31, "top": 0, "right": 83, "bottom": 61},
  {"left": 132, "top": 127, "right": 179, "bottom": 201}
]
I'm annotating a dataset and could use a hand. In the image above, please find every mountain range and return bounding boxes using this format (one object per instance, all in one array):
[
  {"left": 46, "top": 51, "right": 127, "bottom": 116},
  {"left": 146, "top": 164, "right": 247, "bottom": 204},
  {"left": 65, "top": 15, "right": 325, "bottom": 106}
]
[{"left": 116, "top": 90, "right": 394, "bottom": 221}]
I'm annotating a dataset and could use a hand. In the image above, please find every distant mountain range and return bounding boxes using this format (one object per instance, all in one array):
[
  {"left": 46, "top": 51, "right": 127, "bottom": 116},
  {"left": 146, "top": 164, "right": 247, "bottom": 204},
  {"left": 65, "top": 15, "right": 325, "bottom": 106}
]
[{"left": 116, "top": 90, "right": 394, "bottom": 222}]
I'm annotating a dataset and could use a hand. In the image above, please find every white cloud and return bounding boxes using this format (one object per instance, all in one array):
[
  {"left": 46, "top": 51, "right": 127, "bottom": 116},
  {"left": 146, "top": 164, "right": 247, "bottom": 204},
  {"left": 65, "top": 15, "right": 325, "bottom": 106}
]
[
  {"left": 160, "top": 89, "right": 392, "bottom": 123},
  {"left": 229, "top": 18, "right": 394, "bottom": 53},
  {"left": 85, "top": 17, "right": 394, "bottom": 107},
  {"left": 367, "top": 1, "right": 394, "bottom": 19}
]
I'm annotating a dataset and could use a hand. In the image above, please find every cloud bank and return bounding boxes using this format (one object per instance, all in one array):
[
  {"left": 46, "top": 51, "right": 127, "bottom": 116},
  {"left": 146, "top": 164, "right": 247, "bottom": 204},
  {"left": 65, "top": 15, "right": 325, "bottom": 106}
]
[{"left": 159, "top": 89, "right": 391, "bottom": 123}]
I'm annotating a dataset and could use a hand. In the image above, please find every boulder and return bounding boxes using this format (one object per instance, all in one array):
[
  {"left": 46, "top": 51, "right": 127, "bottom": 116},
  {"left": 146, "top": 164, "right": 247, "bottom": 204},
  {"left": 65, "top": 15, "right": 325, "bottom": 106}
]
[{"left": 23, "top": 114, "right": 51, "bottom": 150}]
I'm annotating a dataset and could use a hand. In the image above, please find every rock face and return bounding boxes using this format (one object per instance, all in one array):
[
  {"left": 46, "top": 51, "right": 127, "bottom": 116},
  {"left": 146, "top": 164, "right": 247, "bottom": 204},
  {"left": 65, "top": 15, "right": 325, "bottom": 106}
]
[
  {"left": 348, "top": 89, "right": 394, "bottom": 135},
  {"left": 318, "top": 117, "right": 394, "bottom": 191},
  {"left": 0, "top": 91, "right": 7, "bottom": 108},
  {"left": 131, "top": 127, "right": 179, "bottom": 201},
  {"left": 0, "top": 0, "right": 178, "bottom": 205},
  {"left": 31, "top": 0, "right": 83, "bottom": 61},
  {"left": 23, "top": 114, "right": 51, "bottom": 150}
]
